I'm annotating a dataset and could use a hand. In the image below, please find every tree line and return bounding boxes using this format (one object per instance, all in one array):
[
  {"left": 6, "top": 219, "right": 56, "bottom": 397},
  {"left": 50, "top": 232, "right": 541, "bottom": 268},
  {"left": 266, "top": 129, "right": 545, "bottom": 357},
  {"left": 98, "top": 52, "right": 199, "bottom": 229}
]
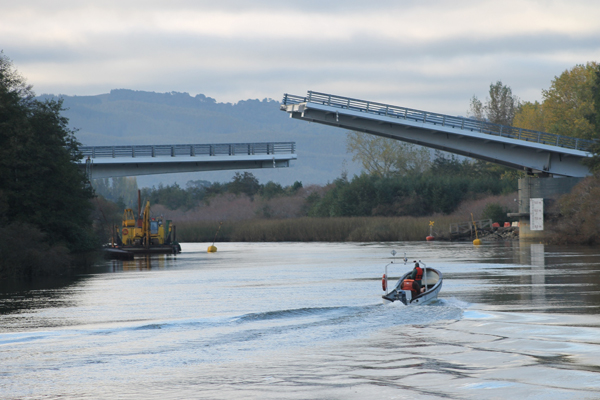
[
  {"left": 0, "top": 52, "right": 95, "bottom": 280},
  {"left": 116, "top": 153, "right": 517, "bottom": 219},
  {"left": 307, "top": 153, "right": 517, "bottom": 218},
  {"left": 468, "top": 62, "right": 600, "bottom": 144},
  {"left": 343, "top": 62, "right": 600, "bottom": 223},
  {"left": 139, "top": 172, "right": 303, "bottom": 211}
]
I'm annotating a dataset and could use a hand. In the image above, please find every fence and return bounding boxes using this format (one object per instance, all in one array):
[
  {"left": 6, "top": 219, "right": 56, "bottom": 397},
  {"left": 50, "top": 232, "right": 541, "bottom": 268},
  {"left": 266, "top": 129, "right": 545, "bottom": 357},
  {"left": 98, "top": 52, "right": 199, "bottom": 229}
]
[
  {"left": 79, "top": 142, "right": 296, "bottom": 159},
  {"left": 449, "top": 219, "right": 493, "bottom": 238}
]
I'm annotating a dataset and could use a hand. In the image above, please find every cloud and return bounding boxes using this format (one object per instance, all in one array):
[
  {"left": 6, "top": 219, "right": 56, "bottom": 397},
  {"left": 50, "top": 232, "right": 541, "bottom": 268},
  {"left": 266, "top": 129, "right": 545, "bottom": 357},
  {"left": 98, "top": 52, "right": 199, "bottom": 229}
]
[{"left": 2, "top": 0, "right": 600, "bottom": 115}]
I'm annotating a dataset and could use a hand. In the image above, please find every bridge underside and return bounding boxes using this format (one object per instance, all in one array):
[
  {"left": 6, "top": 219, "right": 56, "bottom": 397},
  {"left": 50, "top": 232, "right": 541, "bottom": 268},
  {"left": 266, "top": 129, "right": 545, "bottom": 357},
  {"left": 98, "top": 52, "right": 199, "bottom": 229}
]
[
  {"left": 79, "top": 142, "right": 297, "bottom": 179},
  {"left": 85, "top": 156, "right": 293, "bottom": 179},
  {"left": 282, "top": 93, "right": 591, "bottom": 177}
]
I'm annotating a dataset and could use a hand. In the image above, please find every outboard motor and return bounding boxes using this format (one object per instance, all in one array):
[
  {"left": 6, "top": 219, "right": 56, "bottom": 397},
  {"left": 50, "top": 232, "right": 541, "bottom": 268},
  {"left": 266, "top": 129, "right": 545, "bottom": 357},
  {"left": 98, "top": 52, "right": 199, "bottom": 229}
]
[{"left": 401, "top": 279, "right": 415, "bottom": 303}]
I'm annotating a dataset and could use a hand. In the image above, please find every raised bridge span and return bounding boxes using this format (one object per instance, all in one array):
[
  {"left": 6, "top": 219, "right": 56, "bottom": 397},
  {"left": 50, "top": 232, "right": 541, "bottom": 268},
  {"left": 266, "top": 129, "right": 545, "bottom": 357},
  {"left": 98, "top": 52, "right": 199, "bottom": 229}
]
[
  {"left": 281, "top": 91, "right": 595, "bottom": 177},
  {"left": 79, "top": 142, "right": 297, "bottom": 179}
]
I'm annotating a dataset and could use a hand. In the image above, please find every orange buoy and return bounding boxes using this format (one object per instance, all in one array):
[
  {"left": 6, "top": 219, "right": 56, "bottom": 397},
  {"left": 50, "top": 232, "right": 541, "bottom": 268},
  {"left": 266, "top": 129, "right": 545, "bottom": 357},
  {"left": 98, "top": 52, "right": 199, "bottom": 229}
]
[
  {"left": 382, "top": 274, "right": 387, "bottom": 291},
  {"left": 426, "top": 236, "right": 435, "bottom": 241}
]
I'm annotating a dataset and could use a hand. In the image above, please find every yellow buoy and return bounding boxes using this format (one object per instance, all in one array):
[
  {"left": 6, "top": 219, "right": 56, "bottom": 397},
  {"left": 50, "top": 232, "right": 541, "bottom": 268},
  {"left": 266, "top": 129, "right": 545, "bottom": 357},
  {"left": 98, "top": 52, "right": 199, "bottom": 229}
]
[
  {"left": 207, "top": 222, "right": 223, "bottom": 253},
  {"left": 473, "top": 238, "right": 482, "bottom": 246}
]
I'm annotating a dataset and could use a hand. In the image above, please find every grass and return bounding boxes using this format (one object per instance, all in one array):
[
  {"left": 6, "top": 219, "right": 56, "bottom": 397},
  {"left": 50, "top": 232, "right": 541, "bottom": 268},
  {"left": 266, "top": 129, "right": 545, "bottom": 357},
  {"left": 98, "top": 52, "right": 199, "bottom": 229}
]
[{"left": 176, "top": 216, "right": 459, "bottom": 242}]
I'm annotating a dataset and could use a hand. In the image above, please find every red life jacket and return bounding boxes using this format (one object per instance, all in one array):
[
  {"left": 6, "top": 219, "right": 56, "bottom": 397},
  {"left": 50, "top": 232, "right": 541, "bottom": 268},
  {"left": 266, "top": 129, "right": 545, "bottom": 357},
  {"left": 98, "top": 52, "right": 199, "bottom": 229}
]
[
  {"left": 415, "top": 266, "right": 423, "bottom": 281},
  {"left": 401, "top": 279, "right": 414, "bottom": 291}
]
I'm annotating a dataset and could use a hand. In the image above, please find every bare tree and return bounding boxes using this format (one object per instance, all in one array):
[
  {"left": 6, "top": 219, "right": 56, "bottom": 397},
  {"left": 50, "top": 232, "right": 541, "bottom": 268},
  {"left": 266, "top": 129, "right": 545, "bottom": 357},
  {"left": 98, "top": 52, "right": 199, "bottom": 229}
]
[
  {"left": 346, "top": 132, "right": 431, "bottom": 178},
  {"left": 468, "top": 96, "right": 485, "bottom": 121}
]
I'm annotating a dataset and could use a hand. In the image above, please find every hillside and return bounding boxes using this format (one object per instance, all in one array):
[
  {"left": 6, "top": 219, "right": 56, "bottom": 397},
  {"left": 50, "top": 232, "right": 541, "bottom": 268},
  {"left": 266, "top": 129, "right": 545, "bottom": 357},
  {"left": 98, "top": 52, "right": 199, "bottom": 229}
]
[{"left": 38, "top": 90, "right": 360, "bottom": 186}]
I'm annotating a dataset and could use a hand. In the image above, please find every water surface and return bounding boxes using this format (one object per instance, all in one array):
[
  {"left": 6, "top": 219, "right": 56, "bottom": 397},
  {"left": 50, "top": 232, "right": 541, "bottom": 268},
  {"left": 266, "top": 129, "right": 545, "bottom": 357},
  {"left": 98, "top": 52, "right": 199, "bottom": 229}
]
[{"left": 1, "top": 242, "right": 600, "bottom": 399}]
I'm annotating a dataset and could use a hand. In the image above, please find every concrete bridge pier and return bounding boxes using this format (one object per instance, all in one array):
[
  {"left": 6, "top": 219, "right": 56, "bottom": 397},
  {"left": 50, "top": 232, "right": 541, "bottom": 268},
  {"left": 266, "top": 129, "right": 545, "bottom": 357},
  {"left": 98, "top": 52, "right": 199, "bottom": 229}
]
[{"left": 510, "top": 177, "right": 582, "bottom": 242}]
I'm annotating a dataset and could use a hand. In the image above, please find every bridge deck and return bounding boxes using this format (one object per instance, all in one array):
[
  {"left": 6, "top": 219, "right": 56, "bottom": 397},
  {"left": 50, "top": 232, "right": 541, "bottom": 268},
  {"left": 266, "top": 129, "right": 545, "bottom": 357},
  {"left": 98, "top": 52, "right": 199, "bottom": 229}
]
[
  {"left": 81, "top": 142, "right": 295, "bottom": 159},
  {"left": 80, "top": 142, "right": 297, "bottom": 179},
  {"left": 283, "top": 92, "right": 593, "bottom": 152},
  {"left": 281, "top": 91, "right": 593, "bottom": 177}
]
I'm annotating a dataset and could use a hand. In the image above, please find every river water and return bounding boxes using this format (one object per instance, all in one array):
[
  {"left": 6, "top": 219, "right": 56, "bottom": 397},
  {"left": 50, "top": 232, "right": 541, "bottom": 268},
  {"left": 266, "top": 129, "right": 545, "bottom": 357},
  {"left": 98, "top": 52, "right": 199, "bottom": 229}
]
[{"left": 1, "top": 241, "right": 600, "bottom": 399}]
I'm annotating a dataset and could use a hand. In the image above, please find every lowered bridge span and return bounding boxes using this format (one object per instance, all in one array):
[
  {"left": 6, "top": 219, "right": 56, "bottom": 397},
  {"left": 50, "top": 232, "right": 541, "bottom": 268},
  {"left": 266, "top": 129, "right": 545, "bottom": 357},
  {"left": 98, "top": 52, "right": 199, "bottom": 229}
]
[
  {"left": 79, "top": 142, "right": 297, "bottom": 179},
  {"left": 281, "top": 91, "right": 595, "bottom": 177}
]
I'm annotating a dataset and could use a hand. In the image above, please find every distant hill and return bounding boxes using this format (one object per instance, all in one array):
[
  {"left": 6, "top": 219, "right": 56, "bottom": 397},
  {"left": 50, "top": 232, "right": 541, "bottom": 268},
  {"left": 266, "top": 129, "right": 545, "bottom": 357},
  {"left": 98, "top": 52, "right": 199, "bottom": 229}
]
[{"left": 38, "top": 89, "right": 360, "bottom": 187}]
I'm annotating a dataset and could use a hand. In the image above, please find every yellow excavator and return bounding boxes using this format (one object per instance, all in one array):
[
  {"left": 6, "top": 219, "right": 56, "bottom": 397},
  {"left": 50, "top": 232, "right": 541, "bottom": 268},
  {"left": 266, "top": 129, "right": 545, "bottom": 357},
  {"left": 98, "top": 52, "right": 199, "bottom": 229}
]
[
  {"left": 108, "top": 191, "right": 181, "bottom": 257},
  {"left": 121, "top": 201, "right": 170, "bottom": 248}
]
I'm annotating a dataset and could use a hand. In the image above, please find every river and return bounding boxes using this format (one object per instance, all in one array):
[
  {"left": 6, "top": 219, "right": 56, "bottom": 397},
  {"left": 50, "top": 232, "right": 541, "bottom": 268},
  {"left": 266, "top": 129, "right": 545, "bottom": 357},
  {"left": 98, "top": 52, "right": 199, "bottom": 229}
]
[{"left": 1, "top": 242, "right": 600, "bottom": 399}]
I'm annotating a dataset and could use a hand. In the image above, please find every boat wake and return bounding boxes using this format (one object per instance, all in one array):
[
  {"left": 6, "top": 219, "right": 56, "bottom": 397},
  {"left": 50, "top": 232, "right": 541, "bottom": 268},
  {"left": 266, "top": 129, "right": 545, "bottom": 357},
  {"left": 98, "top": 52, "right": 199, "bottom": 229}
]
[
  {"left": 1, "top": 301, "right": 466, "bottom": 366},
  {"left": 235, "top": 306, "right": 351, "bottom": 323}
]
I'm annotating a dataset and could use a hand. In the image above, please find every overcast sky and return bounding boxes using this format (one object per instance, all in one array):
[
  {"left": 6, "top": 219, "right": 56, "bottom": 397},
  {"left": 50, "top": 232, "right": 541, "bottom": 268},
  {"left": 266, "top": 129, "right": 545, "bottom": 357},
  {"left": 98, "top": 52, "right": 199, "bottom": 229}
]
[{"left": 2, "top": 0, "right": 600, "bottom": 115}]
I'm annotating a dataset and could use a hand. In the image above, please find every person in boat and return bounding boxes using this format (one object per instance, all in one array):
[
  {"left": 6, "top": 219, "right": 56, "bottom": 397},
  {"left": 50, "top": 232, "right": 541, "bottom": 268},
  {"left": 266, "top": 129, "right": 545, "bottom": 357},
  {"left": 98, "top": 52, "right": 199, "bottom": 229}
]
[{"left": 409, "top": 261, "right": 425, "bottom": 294}]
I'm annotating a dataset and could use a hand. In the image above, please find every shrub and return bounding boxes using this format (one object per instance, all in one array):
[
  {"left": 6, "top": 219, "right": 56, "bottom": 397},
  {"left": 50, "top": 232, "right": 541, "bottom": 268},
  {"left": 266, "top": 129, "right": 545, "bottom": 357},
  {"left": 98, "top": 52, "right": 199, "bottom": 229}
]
[
  {"left": 0, "top": 223, "right": 72, "bottom": 280},
  {"left": 547, "top": 176, "right": 600, "bottom": 245},
  {"left": 481, "top": 203, "right": 513, "bottom": 224}
]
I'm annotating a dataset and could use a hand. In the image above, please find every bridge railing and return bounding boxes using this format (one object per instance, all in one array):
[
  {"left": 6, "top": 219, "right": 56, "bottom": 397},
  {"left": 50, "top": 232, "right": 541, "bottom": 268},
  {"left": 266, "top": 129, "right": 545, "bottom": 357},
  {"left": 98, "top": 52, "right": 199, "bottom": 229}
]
[
  {"left": 282, "top": 91, "right": 595, "bottom": 152},
  {"left": 80, "top": 142, "right": 296, "bottom": 159},
  {"left": 282, "top": 94, "right": 307, "bottom": 106}
]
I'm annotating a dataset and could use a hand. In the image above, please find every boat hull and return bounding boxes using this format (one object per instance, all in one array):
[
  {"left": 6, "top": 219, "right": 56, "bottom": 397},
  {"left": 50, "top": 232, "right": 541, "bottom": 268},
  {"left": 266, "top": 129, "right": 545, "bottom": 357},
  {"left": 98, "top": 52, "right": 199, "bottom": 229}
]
[
  {"left": 382, "top": 268, "right": 443, "bottom": 305},
  {"left": 103, "top": 243, "right": 181, "bottom": 259}
]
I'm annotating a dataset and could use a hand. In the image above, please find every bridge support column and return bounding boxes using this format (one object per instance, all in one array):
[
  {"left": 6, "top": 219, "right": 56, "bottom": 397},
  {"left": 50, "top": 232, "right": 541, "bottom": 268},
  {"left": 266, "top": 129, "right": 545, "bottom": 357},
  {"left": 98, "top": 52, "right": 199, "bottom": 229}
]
[{"left": 513, "top": 177, "right": 582, "bottom": 242}]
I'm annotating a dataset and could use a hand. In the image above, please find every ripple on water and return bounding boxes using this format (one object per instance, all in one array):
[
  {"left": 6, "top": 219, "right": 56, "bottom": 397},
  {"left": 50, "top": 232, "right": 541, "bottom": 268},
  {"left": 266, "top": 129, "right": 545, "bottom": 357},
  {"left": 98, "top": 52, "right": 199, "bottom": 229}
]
[{"left": 2, "top": 242, "right": 600, "bottom": 399}]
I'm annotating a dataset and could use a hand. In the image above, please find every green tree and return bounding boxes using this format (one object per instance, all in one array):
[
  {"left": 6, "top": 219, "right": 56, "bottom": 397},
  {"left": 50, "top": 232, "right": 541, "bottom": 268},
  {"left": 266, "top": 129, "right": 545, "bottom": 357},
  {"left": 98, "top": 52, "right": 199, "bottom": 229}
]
[
  {"left": 307, "top": 171, "right": 516, "bottom": 218},
  {"left": 259, "top": 181, "right": 285, "bottom": 199},
  {"left": 428, "top": 152, "right": 470, "bottom": 177},
  {"left": 204, "top": 182, "right": 226, "bottom": 198},
  {"left": 542, "top": 62, "right": 598, "bottom": 139},
  {"left": 0, "top": 52, "right": 95, "bottom": 277},
  {"left": 513, "top": 62, "right": 599, "bottom": 139},
  {"left": 590, "top": 64, "right": 600, "bottom": 136},
  {"left": 513, "top": 100, "right": 546, "bottom": 132},
  {"left": 287, "top": 181, "right": 303, "bottom": 194},
  {"left": 346, "top": 132, "right": 431, "bottom": 178},
  {"left": 428, "top": 151, "right": 520, "bottom": 185},
  {"left": 469, "top": 81, "right": 520, "bottom": 125},
  {"left": 481, "top": 203, "right": 514, "bottom": 224},
  {"left": 229, "top": 172, "right": 260, "bottom": 197},
  {"left": 582, "top": 63, "right": 600, "bottom": 174},
  {"left": 141, "top": 182, "right": 194, "bottom": 210}
]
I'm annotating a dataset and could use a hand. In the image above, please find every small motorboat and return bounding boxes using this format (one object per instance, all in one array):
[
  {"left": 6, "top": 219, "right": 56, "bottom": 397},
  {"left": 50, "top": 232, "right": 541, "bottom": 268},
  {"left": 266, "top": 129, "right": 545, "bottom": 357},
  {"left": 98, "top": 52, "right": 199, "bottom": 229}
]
[{"left": 381, "top": 257, "right": 443, "bottom": 305}]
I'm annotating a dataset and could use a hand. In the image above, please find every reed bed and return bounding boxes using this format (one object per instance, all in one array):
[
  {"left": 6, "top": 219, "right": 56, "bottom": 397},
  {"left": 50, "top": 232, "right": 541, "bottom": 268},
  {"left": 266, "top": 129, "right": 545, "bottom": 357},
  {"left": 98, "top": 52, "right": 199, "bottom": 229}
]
[{"left": 176, "top": 215, "right": 459, "bottom": 242}]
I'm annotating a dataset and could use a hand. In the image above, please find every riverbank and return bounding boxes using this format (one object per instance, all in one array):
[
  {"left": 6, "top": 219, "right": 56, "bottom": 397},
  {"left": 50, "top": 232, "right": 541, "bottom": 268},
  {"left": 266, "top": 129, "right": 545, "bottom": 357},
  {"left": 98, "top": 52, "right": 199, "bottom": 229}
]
[
  {"left": 177, "top": 217, "right": 522, "bottom": 243},
  {"left": 0, "top": 222, "right": 100, "bottom": 281},
  {"left": 435, "top": 226, "right": 520, "bottom": 242},
  {"left": 177, "top": 216, "right": 460, "bottom": 242}
]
